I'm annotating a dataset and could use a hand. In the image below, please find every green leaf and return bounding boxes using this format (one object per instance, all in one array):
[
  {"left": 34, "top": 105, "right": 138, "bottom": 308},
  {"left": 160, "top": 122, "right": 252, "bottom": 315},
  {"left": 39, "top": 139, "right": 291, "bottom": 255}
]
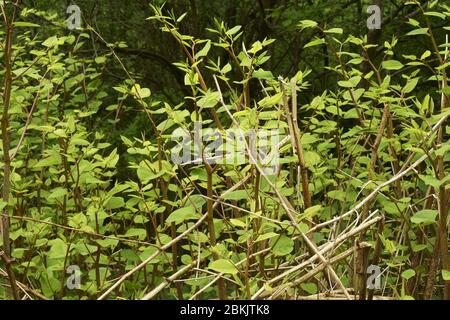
[
  {"left": 131, "top": 84, "right": 151, "bottom": 99},
  {"left": 338, "top": 76, "right": 361, "bottom": 88},
  {"left": 302, "top": 205, "right": 322, "bottom": 219},
  {"left": 35, "top": 156, "right": 61, "bottom": 168},
  {"left": 300, "top": 133, "right": 318, "bottom": 145},
  {"left": 301, "top": 282, "right": 318, "bottom": 295},
  {"left": 436, "top": 61, "right": 450, "bottom": 71},
  {"left": 343, "top": 108, "right": 359, "bottom": 119},
  {"left": 176, "top": 12, "right": 188, "bottom": 23},
  {"left": 47, "top": 238, "right": 68, "bottom": 259},
  {"left": 253, "top": 69, "right": 274, "bottom": 80},
  {"left": 272, "top": 236, "right": 294, "bottom": 256},
  {"left": 105, "top": 197, "right": 125, "bottom": 210},
  {"left": 48, "top": 188, "right": 67, "bottom": 200},
  {"left": 42, "top": 36, "right": 58, "bottom": 48},
  {"left": 411, "top": 210, "right": 438, "bottom": 225},
  {"left": 327, "top": 189, "right": 347, "bottom": 202},
  {"left": 424, "top": 11, "right": 446, "bottom": 19},
  {"left": 222, "top": 190, "right": 250, "bottom": 201},
  {"left": 113, "top": 86, "right": 128, "bottom": 94},
  {"left": 324, "top": 28, "right": 343, "bottom": 34},
  {"left": 421, "top": 50, "right": 431, "bottom": 60},
  {"left": 412, "top": 243, "right": 428, "bottom": 252},
  {"left": 380, "top": 234, "right": 396, "bottom": 254},
  {"left": 0, "top": 200, "right": 7, "bottom": 211},
  {"left": 299, "top": 223, "right": 309, "bottom": 233},
  {"left": 401, "top": 269, "right": 416, "bottom": 280},
  {"left": 230, "top": 218, "right": 247, "bottom": 228},
  {"left": 139, "top": 246, "right": 160, "bottom": 263},
  {"left": 304, "top": 151, "right": 320, "bottom": 167},
  {"left": 137, "top": 166, "right": 165, "bottom": 184},
  {"left": 248, "top": 41, "right": 263, "bottom": 54},
  {"left": 95, "top": 56, "right": 106, "bottom": 64},
  {"left": 442, "top": 270, "right": 450, "bottom": 281},
  {"left": 209, "top": 259, "right": 238, "bottom": 275},
  {"left": 403, "top": 78, "right": 419, "bottom": 94},
  {"left": 298, "top": 20, "right": 318, "bottom": 30},
  {"left": 382, "top": 60, "right": 404, "bottom": 70},
  {"left": 226, "top": 25, "right": 242, "bottom": 36},
  {"left": 68, "top": 213, "right": 87, "bottom": 228},
  {"left": 435, "top": 144, "right": 450, "bottom": 157},
  {"left": 255, "top": 232, "right": 279, "bottom": 242},
  {"left": 197, "top": 91, "right": 220, "bottom": 109},
  {"left": 96, "top": 239, "right": 119, "bottom": 248},
  {"left": 442, "top": 87, "right": 450, "bottom": 95},
  {"left": 195, "top": 40, "right": 211, "bottom": 59},
  {"left": 418, "top": 174, "right": 442, "bottom": 190},
  {"left": 40, "top": 272, "right": 61, "bottom": 298},
  {"left": 258, "top": 92, "right": 283, "bottom": 107},
  {"left": 166, "top": 206, "right": 198, "bottom": 225},
  {"left": 304, "top": 38, "right": 325, "bottom": 48},
  {"left": 406, "top": 28, "right": 429, "bottom": 36},
  {"left": 221, "top": 63, "right": 232, "bottom": 74},
  {"left": 187, "top": 195, "right": 206, "bottom": 210},
  {"left": 14, "top": 22, "right": 40, "bottom": 27},
  {"left": 123, "top": 228, "right": 147, "bottom": 240}
]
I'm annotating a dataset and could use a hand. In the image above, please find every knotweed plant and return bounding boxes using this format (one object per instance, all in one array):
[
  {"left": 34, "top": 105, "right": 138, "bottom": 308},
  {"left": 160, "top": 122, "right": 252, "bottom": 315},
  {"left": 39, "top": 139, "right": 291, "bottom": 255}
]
[{"left": 0, "top": 0, "right": 449, "bottom": 300}]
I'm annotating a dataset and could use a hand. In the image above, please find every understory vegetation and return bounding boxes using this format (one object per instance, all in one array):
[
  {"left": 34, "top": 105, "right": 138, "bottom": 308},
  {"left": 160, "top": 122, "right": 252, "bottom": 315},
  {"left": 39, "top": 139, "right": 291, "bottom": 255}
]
[{"left": 0, "top": 0, "right": 449, "bottom": 300}]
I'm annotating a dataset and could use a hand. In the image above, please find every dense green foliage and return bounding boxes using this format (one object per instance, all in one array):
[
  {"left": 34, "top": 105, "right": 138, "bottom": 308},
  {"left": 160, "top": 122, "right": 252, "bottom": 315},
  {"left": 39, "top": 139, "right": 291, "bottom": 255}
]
[{"left": 0, "top": 0, "right": 449, "bottom": 300}]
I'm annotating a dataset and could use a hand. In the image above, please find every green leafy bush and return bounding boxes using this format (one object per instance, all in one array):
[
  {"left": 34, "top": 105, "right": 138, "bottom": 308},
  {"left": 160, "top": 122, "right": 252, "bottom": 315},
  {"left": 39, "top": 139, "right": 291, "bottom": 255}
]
[{"left": 0, "top": 1, "right": 449, "bottom": 300}]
